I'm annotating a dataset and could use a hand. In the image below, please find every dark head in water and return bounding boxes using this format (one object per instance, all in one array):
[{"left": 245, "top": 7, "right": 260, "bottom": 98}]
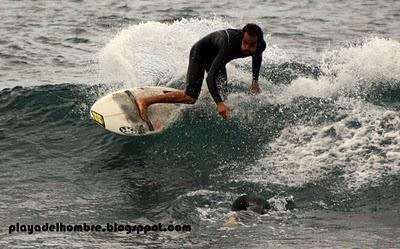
[{"left": 231, "top": 193, "right": 271, "bottom": 214}]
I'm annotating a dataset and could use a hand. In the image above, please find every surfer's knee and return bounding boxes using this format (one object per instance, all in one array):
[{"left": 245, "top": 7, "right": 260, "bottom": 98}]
[{"left": 184, "top": 94, "right": 197, "bottom": 104}]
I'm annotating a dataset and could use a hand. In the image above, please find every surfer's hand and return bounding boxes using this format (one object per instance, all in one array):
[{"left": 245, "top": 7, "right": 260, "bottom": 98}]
[
  {"left": 251, "top": 80, "right": 261, "bottom": 95},
  {"left": 217, "top": 101, "right": 231, "bottom": 120}
]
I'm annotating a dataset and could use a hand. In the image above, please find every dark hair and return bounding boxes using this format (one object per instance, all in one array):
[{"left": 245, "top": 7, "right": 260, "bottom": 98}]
[
  {"left": 231, "top": 193, "right": 271, "bottom": 214},
  {"left": 242, "top": 23, "right": 264, "bottom": 43}
]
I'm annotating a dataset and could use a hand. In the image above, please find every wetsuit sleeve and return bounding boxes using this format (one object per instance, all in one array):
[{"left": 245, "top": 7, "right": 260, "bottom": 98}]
[
  {"left": 206, "top": 48, "right": 229, "bottom": 103},
  {"left": 252, "top": 41, "right": 266, "bottom": 81}
]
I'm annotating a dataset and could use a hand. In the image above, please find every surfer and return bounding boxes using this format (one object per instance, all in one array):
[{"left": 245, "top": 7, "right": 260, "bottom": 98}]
[{"left": 136, "top": 23, "right": 266, "bottom": 121}]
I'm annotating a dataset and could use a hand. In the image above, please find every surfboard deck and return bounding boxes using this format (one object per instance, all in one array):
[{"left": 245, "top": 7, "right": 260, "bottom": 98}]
[{"left": 90, "top": 86, "right": 181, "bottom": 136}]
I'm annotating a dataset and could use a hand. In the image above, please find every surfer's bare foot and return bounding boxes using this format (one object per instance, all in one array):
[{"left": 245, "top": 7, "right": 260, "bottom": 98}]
[{"left": 135, "top": 97, "right": 148, "bottom": 121}]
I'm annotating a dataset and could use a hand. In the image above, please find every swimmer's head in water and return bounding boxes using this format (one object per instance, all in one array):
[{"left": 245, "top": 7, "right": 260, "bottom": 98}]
[
  {"left": 241, "top": 23, "right": 263, "bottom": 55},
  {"left": 231, "top": 193, "right": 271, "bottom": 214}
]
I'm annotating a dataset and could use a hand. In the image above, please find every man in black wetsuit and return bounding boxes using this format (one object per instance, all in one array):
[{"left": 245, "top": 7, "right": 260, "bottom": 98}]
[{"left": 136, "top": 23, "right": 266, "bottom": 120}]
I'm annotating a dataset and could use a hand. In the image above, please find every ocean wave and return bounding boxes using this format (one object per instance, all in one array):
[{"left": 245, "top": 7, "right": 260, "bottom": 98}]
[{"left": 1, "top": 32, "right": 399, "bottom": 212}]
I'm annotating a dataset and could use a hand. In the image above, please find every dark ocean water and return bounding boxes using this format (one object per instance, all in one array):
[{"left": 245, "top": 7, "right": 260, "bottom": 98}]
[{"left": 1, "top": 0, "right": 400, "bottom": 248}]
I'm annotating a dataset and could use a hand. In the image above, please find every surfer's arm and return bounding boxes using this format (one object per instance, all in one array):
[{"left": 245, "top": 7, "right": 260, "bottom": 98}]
[
  {"left": 251, "top": 41, "right": 266, "bottom": 94},
  {"left": 251, "top": 79, "right": 261, "bottom": 95},
  {"left": 206, "top": 48, "right": 228, "bottom": 104},
  {"left": 252, "top": 54, "right": 262, "bottom": 81},
  {"left": 251, "top": 41, "right": 266, "bottom": 81},
  {"left": 251, "top": 53, "right": 262, "bottom": 94}
]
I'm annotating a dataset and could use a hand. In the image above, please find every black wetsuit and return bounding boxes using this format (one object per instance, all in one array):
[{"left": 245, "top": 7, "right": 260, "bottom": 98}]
[{"left": 185, "top": 29, "right": 266, "bottom": 103}]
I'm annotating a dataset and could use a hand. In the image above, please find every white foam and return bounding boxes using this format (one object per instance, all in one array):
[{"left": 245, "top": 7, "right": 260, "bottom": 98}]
[
  {"left": 240, "top": 98, "right": 400, "bottom": 190},
  {"left": 98, "top": 18, "right": 231, "bottom": 87},
  {"left": 321, "top": 37, "right": 400, "bottom": 85},
  {"left": 241, "top": 38, "right": 400, "bottom": 191}
]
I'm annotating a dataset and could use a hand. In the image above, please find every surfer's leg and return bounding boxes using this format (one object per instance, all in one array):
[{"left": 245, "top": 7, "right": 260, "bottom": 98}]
[
  {"left": 140, "top": 90, "right": 194, "bottom": 105},
  {"left": 184, "top": 45, "right": 205, "bottom": 102},
  {"left": 136, "top": 90, "right": 194, "bottom": 121},
  {"left": 136, "top": 46, "right": 204, "bottom": 121}
]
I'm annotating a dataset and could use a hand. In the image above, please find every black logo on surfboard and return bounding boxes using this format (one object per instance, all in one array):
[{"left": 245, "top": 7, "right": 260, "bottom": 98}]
[{"left": 119, "top": 125, "right": 146, "bottom": 135}]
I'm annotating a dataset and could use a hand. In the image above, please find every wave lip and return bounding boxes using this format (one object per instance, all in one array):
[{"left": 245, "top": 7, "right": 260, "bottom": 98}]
[
  {"left": 274, "top": 37, "right": 400, "bottom": 103},
  {"left": 98, "top": 18, "right": 230, "bottom": 87}
]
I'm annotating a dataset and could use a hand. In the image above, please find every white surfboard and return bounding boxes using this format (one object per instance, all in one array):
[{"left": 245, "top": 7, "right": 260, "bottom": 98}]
[{"left": 90, "top": 86, "right": 181, "bottom": 136}]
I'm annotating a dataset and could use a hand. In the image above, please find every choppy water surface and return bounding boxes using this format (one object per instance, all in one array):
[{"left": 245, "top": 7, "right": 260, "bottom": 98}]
[{"left": 1, "top": 0, "right": 399, "bottom": 248}]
